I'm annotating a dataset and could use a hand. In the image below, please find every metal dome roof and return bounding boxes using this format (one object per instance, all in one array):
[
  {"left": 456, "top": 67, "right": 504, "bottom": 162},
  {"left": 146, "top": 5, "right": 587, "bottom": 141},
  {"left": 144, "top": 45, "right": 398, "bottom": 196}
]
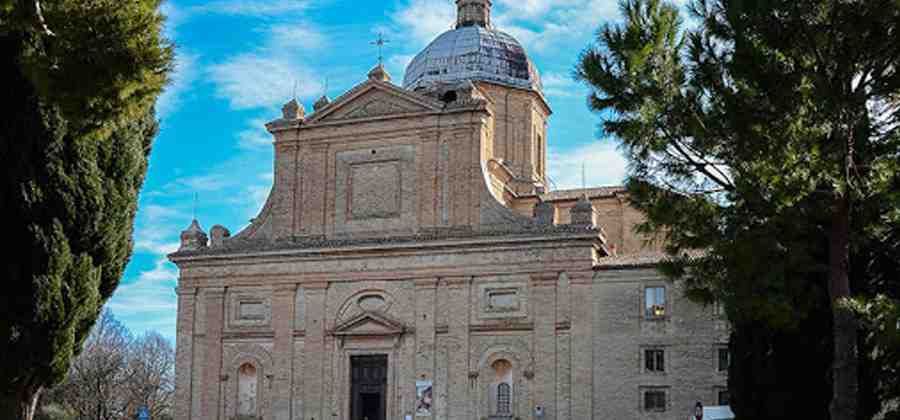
[{"left": 402, "top": 25, "right": 542, "bottom": 93}]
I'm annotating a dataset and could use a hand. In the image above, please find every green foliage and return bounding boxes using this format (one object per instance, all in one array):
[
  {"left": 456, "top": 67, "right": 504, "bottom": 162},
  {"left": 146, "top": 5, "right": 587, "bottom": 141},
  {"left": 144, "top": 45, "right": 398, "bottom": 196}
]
[
  {"left": 577, "top": 0, "right": 900, "bottom": 417},
  {"left": 0, "top": 0, "right": 171, "bottom": 417}
]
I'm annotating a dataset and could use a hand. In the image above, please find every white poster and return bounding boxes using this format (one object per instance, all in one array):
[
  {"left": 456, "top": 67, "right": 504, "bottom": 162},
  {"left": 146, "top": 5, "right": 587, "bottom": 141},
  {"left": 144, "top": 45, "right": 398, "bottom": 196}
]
[{"left": 415, "top": 380, "right": 433, "bottom": 416}]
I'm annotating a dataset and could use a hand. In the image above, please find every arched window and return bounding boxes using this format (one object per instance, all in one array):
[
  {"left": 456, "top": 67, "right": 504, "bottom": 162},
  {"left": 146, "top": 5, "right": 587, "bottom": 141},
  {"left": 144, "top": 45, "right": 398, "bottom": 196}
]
[
  {"left": 238, "top": 363, "right": 258, "bottom": 418},
  {"left": 490, "top": 359, "right": 513, "bottom": 417}
]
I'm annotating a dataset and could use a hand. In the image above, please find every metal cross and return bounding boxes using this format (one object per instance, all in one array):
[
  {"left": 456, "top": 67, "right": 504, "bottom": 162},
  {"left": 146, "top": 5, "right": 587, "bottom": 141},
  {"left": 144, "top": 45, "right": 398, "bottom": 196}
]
[{"left": 371, "top": 32, "right": 390, "bottom": 65}]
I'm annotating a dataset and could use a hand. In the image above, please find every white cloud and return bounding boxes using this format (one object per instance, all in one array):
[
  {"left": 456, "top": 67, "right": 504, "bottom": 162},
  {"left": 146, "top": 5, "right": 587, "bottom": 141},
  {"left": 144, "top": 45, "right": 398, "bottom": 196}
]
[
  {"left": 209, "top": 54, "right": 323, "bottom": 110},
  {"left": 389, "top": 0, "right": 619, "bottom": 53},
  {"left": 548, "top": 140, "right": 628, "bottom": 190},
  {"left": 542, "top": 71, "right": 584, "bottom": 98},
  {"left": 157, "top": 52, "right": 198, "bottom": 119},
  {"left": 392, "top": 0, "right": 455, "bottom": 46},
  {"left": 159, "top": 1, "right": 187, "bottom": 41},
  {"left": 133, "top": 204, "right": 186, "bottom": 255},
  {"left": 386, "top": 54, "right": 415, "bottom": 80},
  {"left": 190, "top": 0, "right": 312, "bottom": 16},
  {"left": 266, "top": 24, "right": 327, "bottom": 51},
  {"left": 106, "top": 258, "right": 178, "bottom": 341},
  {"left": 238, "top": 117, "right": 275, "bottom": 150},
  {"left": 208, "top": 20, "right": 326, "bottom": 111}
]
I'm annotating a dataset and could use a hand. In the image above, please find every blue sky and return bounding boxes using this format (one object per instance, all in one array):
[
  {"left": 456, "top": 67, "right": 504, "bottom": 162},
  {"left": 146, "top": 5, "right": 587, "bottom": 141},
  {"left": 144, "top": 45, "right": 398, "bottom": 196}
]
[{"left": 106, "top": 0, "right": 667, "bottom": 342}]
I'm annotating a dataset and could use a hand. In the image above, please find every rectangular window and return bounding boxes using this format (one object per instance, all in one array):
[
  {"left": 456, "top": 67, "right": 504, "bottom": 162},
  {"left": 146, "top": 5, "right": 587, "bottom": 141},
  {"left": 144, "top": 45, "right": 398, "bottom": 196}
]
[
  {"left": 718, "top": 348, "right": 730, "bottom": 372},
  {"left": 644, "top": 390, "right": 666, "bottom": 412},
  {"left": 645, "top": 287, "right": 666, "bottom": 318},
  {"left": 645, "top": 349, "right": 665, "bottom": 372},
  {"left": 718, "top": 390, "right": 730, "bottom": 406}
]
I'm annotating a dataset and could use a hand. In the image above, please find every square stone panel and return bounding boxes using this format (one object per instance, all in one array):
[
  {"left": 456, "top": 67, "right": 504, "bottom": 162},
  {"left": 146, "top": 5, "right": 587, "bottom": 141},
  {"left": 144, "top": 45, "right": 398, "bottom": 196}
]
[
  {"left": 334, "top": 145, "right": 417, "bottom": 235},
  {"left": 349, "top": 161, "right": 401, "bottom": 220}
]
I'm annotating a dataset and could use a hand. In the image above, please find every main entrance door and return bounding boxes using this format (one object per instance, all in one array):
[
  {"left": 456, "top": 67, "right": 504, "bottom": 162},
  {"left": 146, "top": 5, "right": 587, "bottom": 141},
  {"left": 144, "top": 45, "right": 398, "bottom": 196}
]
[{"left": 350, "top": 355, "right": 387, "bottom": 420}]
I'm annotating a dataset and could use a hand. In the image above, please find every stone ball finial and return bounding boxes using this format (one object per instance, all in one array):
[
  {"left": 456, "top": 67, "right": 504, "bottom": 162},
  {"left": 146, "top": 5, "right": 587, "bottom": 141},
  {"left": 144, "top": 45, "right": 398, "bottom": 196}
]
[
  {"left": 368, "top": 64, "right": 391, "bottom": 83},
  {"left": 179, "top": 219, "right": 208, "bottom": 251},
  {"left": 282, "top": 98, "right": 305, "bottom": 120},
  {"left": 569, "top": 195, "right": 594, "bottom": 227},
  {"left": 209, "top": 225, "right": 231, "bottom": 248},
  {"left": 313, "top": 95, "right": 331, "bottom": 112},
  {"left": 534, "top": 200, "right": 554, "bottom": 226}
]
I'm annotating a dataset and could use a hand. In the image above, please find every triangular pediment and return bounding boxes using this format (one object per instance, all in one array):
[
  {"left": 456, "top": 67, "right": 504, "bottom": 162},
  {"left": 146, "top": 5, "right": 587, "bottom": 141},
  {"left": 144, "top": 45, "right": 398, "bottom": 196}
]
[
  {"left": 332, "top": 311, "right": 405, "bottom": 336},
  {"left": 307, "top": 80, "right": 443, "bottom": 124}
]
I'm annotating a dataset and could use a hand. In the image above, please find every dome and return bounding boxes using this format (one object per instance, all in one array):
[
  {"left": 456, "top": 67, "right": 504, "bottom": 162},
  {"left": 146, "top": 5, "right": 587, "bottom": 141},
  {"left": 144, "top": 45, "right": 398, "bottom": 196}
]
[{"left": 402, "top": 25, "right": 542, "bottom": 93}]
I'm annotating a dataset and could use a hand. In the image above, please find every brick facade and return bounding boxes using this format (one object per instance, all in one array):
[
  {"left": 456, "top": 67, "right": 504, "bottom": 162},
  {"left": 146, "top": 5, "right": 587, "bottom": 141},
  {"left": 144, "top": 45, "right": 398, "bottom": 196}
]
[{"left": 169, "top": 19, "right": 727, "bottom": 420}]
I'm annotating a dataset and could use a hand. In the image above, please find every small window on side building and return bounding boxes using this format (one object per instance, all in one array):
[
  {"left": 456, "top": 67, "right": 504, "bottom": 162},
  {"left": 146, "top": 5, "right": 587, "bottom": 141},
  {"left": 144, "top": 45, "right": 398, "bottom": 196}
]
[
  {"left": 645, "top": 349, "right": 665, "bottom": 373},
  {"left": 645, "top": 287, "right": 666, "bottom": 318},
  {"left": 644, "top": 390, "right": 666, "bottom": 412},
  {"left": 718, "top": 348, "right": 730, "bottom": 372}
]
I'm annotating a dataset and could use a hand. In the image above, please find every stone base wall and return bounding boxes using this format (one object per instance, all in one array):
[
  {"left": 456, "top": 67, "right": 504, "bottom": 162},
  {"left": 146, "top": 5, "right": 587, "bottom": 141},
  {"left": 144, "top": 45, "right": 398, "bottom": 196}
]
[{"left": 175, "top": 266, "right": 727, "bottom": 420}]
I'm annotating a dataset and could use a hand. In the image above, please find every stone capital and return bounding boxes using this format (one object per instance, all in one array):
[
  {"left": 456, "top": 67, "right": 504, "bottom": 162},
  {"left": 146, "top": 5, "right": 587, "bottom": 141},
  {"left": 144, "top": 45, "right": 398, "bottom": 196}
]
[
  {"left": 175, "top": 286, "right": 197, "bottom": 296},
  {"left": 301, "top": 280, "right": 330, "bottom": 291},
  {"left": 414, "top": 278, "right": 439, "bottom": 289},
  {"left": 568, "top": 271, "right": 595, "bottom": 285},
  {"left": 274, "top": 283, "right": 299, "bottom": 294},
  {"left": 204, "top": 287, "right": 227, "bottom": 298},
  {"left": 530, "top": 272, "right": 559, "bottom": 287},
  {"left": 441, "top": 276, "right": 470, "bottom": 288}
]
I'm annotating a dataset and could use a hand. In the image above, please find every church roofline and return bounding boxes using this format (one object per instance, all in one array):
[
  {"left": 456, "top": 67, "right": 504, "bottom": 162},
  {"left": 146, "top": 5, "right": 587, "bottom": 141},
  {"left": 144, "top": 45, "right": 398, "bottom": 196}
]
[
  {"left": 304, "top": 78, "right": 444, "bottom": 124},
  {"left": 168, "top": 225, "right": 606, "bottom": 264},
  {"left": 471, "top": 80, "right": 552, "bottom": 116}
]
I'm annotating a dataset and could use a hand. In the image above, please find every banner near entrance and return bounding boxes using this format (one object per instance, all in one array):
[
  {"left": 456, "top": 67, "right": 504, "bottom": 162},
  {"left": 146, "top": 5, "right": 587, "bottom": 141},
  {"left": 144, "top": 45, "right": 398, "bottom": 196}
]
[{"left": 415, "top": 380, "right": 433, "bottom": 416}]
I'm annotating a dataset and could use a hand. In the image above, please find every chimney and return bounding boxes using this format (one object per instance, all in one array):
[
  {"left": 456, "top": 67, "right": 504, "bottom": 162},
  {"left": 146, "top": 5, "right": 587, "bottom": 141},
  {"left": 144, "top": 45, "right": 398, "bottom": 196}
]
[{"left": 456, "top": 0, "right": 491, "bottom": 28}]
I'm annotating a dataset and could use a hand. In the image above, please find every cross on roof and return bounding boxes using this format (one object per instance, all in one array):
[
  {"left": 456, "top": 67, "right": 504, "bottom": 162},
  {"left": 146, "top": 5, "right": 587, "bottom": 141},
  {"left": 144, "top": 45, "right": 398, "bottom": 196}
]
[{"left": 371, "top": 32, "right": 390, "bottom": 66}]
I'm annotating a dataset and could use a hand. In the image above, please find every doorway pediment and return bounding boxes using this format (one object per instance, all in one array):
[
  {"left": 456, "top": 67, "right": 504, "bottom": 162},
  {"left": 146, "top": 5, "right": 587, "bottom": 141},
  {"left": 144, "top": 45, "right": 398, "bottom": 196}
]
[{"left": 332, "top": 311, "right": 406, "bottom": 337}]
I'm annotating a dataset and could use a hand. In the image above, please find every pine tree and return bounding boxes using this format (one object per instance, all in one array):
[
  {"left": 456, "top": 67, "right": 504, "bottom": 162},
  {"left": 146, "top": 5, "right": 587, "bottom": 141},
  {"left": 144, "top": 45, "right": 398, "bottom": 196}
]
[
  {"left": 576, "top": 0, "right": 900, "bottom": 418},
  {"left": 0, "top": 1, "right": 172, "bottom": 419}
]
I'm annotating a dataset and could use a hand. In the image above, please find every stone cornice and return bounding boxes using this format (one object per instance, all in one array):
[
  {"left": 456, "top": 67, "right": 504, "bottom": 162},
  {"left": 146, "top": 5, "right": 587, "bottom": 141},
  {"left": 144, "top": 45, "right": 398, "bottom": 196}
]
[{"left": 169, "top": 226, "right": 602, "bottom": 264}]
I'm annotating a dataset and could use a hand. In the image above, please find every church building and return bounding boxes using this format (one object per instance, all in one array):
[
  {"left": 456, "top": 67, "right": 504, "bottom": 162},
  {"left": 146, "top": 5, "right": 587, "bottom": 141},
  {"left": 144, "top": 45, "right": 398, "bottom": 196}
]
[{"left": 168, "top": 1, "right": 729, "bottom": 419}]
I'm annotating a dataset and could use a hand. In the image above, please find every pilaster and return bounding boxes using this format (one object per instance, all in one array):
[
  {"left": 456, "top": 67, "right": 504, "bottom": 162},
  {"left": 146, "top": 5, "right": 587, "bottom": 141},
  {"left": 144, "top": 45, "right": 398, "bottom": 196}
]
[
  {"left": 301, "top": 145, "right": 328, "bottom": 235},
  {"left": 201, "top": 287, "right": 226, "bottom": 420},
  {"left": 174, "top": 287, "right": 197, "bottom": 420},
  {"left": 443, "top": 276, "right": 471, "bottom": 420},
  {"left": 414, "top": 278, "right": 438, "bottom": 404},
  {"left": 272, "top": 284, "right": 297, "bottom": 420},
  {"left": 302, "top": 281, "right": 329, "bottom": 420},
  {"left": 273, "top": 143, "right": 300, "bottom": 239},
  {"left": 569, "top": 272, "right": 594, "bottom": 420},
  {"left": 531, "top": 273, "right": 558, "bottom": 420}
]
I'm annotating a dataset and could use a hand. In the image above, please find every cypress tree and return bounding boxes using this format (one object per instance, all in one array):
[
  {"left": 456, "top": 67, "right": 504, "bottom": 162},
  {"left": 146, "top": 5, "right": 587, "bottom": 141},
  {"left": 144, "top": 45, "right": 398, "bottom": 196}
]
[{"left": 0, "top": 1, "right": 172, "bottom": 419}]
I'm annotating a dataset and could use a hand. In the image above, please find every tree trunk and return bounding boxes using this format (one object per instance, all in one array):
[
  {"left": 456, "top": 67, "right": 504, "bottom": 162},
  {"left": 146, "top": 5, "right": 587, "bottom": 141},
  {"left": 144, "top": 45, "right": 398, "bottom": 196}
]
[
  {"left": 829, "top": 195, "right": 858, "bottom": 420},
  {"left": 0, "top": 385, "right": 42, "bottom": 420}
]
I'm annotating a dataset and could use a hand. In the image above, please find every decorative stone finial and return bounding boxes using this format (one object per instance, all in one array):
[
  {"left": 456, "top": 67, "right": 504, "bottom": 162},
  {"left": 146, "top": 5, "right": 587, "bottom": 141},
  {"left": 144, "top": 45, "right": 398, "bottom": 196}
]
[
  {"left": 209, "top": 225, "right": 231, "bottom": 248},
  {"left": 569, "top": 195, "right": 594, "bottom": 227},
  {"left": 456, "top": 0, "right": 491, "bottom": 28},
  {"left": 313, "top": 95, "right": 330, "bottom": 112},
  {"left": 179, "top": 219, "right": 208, "bottom": 251},
  {"left": 281, "top": 98, "right": 305, "bottom": 120},
  {"left": 534, "top": 200, "right": 555, "bottom": 226},
  {"left": 368, "top": 64, "right": 391, "bottom": 82}
]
